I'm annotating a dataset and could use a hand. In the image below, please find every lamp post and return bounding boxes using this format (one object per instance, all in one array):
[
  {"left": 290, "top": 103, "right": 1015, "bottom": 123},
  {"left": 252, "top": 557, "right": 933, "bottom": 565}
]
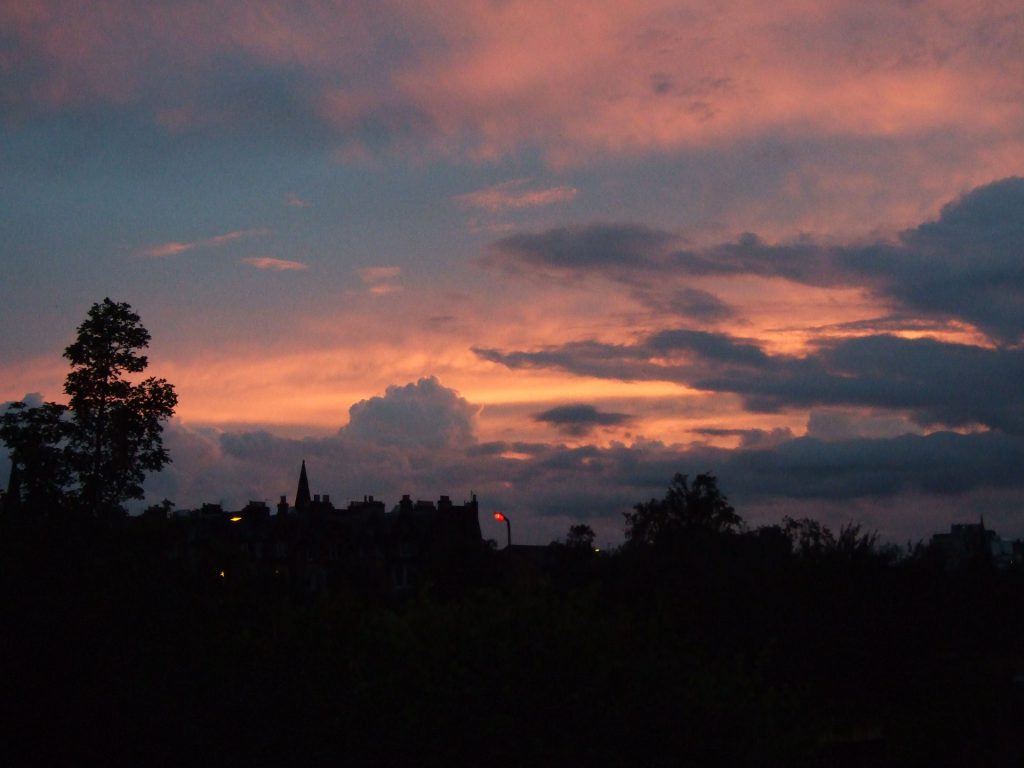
[{"left": 494, "top": 512, "right": 511, "bottom": 549}]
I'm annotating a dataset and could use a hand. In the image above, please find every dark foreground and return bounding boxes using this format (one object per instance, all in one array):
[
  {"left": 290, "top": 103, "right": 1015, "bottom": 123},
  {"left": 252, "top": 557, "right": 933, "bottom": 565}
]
[{"left": 2, "top": 521, "right": 1023, "bottom": 767}]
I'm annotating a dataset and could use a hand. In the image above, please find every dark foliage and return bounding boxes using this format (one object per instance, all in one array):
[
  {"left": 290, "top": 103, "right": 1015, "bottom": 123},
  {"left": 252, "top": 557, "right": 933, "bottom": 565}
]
[
  {"left": 624, "top": 472, "right": 742, "bottom": 546},
  {"left": 3, "top": 460, "right": 1023, "bottom": 766}
]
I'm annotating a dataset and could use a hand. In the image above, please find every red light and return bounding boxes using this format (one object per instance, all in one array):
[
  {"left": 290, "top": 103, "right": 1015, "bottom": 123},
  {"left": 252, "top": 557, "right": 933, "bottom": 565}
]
[{"left": 494, "top": 512, "right": 506, "bottom": 522}]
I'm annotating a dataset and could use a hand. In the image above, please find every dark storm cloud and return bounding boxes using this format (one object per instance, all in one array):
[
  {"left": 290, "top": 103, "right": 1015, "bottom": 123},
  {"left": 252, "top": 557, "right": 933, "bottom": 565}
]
[
  {"left": 478, "top": 331, "right": 1024, "bottom": 433},
  {"left": 488, "top": 178, "right": 1024, "bottom": 342},
  {"left": 533, "top": 404, "right": 633, "bottom": 436}
]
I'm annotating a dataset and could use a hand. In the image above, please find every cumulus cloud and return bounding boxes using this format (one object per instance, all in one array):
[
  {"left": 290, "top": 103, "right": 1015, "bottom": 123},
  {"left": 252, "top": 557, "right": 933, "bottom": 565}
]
[
  {"left": 533, "top": 404, "right": 633, "bottom": 436},
  {"left": 241, "top": 257, "right": 309, "bottom": 271},
  {"left": 1, "top": 393, "right": 45, "bottom": 411},
  {"left": 340, "top": 377, "right": 478, "bottom": 450}
]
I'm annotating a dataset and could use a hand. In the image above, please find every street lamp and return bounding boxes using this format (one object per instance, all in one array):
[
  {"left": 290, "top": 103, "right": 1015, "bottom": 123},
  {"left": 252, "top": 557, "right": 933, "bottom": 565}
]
[{"left": 493, "top": 511, "right": 511, "bottom": 549}]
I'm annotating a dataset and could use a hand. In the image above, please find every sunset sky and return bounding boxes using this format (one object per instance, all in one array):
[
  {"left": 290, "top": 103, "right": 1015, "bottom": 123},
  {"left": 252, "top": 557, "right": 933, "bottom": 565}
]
[{"left": 3, "top": 0, "right": 1024, "bottom": 545}]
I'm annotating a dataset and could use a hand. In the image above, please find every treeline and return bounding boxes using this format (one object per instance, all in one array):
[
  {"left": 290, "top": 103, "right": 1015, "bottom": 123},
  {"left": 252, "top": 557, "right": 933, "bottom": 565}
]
[{"left": 2, "top": 477, "right": 1023, "bottom": 766}]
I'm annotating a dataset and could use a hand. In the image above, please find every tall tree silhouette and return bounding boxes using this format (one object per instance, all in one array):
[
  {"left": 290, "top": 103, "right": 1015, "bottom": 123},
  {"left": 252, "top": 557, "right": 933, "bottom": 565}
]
[
  {"left": 1, "top": 299, "right": 177, "bottom": 519},
  {"left": 63, "top": 299, "right": 177, "bottom": 518}
]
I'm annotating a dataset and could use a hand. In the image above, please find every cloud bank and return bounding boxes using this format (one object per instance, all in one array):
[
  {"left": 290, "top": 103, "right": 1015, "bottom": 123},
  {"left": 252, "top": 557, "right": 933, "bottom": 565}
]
[{"left": 488, "top": 178, "right": 1024, "bottom": 342}]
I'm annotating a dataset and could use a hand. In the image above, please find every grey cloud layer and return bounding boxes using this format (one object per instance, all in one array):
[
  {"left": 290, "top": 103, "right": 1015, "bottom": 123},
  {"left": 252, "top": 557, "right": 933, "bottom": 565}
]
[
  {"left": 490, "top": 178, "right": 1024, "bottom": 342},
  {"left": 478, "top": 331, "right": 1024, "bottom": 433},
  {"left": 480, "top": 178, "right": 1024, "bottom": 438}
]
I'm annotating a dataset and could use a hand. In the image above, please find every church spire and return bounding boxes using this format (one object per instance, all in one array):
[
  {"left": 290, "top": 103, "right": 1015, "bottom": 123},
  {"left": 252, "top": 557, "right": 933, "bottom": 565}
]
[
  {"left": 4, "top": 461, "right": 22, "bottom": 513},
  {"left": 295, "top": 460, "right": 311, "bottom": 511}
]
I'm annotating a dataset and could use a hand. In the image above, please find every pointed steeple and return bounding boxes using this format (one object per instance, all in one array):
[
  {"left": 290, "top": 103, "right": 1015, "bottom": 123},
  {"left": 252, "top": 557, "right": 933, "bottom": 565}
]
[{"left": 295, "top": 460, "right": 312, "bottom": 511}]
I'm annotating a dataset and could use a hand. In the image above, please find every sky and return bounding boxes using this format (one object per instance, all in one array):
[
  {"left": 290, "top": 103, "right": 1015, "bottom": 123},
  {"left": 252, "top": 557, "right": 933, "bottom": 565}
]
[{"left": 3, "top": 0, "right": 1024, "bottom": 546}]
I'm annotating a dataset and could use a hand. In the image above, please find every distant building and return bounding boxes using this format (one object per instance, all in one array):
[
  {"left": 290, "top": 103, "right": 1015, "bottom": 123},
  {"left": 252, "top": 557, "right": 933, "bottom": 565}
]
[
  {"left": 152, "top": 461, "right": 484, "bottom": 596},
  {"left": 929, "top": 519, "right": 1021, "bottom": 570}
]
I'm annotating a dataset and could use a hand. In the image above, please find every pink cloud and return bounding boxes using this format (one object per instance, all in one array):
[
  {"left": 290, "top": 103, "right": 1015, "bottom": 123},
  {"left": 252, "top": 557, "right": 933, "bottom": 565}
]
[
  {"left": 135, "top": 229, "right": 268, "bottom": 258},
  {"left": 392, "top": 0, "right": 1024, "bottom": 163},
  {"left": 242, "top": 257, "right": 308, "bottom": 271},
  {"left": 357, "top": 266, "right": 402, "bottom": 294},
  {"left": 456, "top": 179, "right": 577, "bottom": 212},
  {"left": 6, "top": 2, "right": 1021, "bottom": 156},
  {"left": 5, "top": 1, "right": 1024, "bottom": 227},
  {"left": 138, "top": 242, "right": 192, "bottom": 258},
  {"left": 285, "top": 192, "right": 312, "bottom": 208}
]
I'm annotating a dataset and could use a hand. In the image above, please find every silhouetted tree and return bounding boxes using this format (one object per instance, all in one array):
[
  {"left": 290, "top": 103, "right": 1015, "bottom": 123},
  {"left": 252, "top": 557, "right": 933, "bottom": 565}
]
[
  {"left": 0, "top": 401, "right": 72, "bottom": 515},
  {"left": 783, "top": 516, "right": 891, "bottom": 563},
  {"left": 1, "top": 299, "right": 177, "bottom": 520},
  {"left": 782, "top": 516, "right": 835, "bottom": 557},
  {"left": 563, "top": 523, "right": 596, "bottom": 550},
  {"left": 63, "top": 299, "right": 177, "bottom": 517},
  {"left": 624, "top": 472, "right": 741, "bottom": 546}
]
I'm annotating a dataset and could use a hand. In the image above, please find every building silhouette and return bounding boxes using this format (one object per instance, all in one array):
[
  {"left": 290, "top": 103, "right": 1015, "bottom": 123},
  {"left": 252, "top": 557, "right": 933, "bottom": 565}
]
[
  {"left": 148, "top": 462, "right": 484, "bottom": 596},
  {"left": 929, "top": 518, "right": 1022, "bottom": 570}
]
